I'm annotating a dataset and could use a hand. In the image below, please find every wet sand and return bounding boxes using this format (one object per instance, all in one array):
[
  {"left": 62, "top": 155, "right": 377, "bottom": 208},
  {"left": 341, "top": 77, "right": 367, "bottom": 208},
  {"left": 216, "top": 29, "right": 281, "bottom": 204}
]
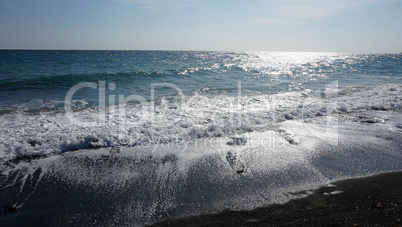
[{"left": 152, "top": 171, "right": 402, "bottom": 226}]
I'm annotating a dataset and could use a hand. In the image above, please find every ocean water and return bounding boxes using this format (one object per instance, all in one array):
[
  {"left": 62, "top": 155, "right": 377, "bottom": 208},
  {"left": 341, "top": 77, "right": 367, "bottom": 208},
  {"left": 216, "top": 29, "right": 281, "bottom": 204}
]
[{"left": 0, "top": 50, "right": 401, "bottom": 225}]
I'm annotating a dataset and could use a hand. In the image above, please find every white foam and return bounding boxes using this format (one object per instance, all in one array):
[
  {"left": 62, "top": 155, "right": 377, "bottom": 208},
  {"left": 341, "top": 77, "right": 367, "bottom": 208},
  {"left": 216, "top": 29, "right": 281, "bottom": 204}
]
[
  {"left": 1, "top": 107, "right": 401, "bottom": 225},
  {"left": 0, "top": 83, "right": 401, "bottom": 161}
]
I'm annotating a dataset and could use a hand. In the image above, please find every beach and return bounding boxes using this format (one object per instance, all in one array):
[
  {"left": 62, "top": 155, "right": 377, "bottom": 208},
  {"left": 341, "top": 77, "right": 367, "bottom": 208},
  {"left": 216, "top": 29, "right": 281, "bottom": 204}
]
[
  {"left": 0, "top": 51, "right": 401, "bottom": 226},
  {"left": 0, "top": 0, "right": 402, "bottom": 226},
  {"left": 153, "top": 171, "right": 402, "bottom": 226},
  {"left": 1, "top": 111, "right": 401, "bottom": 226}
]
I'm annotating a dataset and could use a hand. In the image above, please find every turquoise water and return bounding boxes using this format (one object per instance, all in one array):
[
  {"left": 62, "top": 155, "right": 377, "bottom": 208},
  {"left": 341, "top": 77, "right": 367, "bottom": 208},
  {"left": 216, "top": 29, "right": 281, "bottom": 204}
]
[
  {"left": 1, "top": 50, "right": 401, "bottom": 111},
  {"left": 0, "top": 50, "right": 401, "bottom": 159},
  {"left": 0, "top": 50, "right": 401, "bottom": 225}
]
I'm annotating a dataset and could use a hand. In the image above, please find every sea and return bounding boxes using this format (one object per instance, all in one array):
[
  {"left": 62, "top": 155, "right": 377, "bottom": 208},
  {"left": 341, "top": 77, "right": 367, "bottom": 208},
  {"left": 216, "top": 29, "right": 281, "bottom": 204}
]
[{"left": 0, "top": 50, "right": 401, "bottom": 225}]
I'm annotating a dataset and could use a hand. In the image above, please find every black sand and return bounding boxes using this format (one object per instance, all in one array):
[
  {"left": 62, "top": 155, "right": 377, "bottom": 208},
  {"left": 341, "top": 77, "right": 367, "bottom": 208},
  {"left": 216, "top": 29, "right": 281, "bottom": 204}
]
[{"left": 152, "top": 171, "right": 402, "bottom": 226}]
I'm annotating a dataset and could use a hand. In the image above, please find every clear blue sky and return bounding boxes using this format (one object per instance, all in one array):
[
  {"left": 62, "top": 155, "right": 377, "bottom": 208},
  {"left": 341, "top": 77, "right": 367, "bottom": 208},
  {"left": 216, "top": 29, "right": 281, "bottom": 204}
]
[{"left": 0, "top": 0, "right": 401, "bottom": 53}]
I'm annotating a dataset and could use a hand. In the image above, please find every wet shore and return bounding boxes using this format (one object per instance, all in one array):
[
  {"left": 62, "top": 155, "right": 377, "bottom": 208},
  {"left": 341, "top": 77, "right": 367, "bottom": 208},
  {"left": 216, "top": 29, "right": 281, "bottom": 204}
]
[{"left": 153, "top": 171, "right": 402, "bottom": 226}]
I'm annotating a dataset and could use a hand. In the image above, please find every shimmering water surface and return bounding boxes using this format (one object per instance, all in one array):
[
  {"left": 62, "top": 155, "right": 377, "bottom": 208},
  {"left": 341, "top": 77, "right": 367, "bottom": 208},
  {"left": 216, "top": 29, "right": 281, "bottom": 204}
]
[{"left": 0, "top": 50, "right": 401, "bottom": 226}]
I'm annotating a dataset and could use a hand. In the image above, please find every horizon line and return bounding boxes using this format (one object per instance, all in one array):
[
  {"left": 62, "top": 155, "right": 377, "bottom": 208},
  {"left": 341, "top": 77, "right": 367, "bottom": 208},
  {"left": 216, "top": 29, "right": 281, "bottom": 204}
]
[{"left": 0, "top": 48, "right": 400, "bottom": 55}]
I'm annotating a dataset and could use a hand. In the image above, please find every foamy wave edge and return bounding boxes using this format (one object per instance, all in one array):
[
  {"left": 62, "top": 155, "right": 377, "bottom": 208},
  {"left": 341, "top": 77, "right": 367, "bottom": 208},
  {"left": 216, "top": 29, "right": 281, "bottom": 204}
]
[{"left": 0, "top": 83, "right": 401, "bottom": 161}]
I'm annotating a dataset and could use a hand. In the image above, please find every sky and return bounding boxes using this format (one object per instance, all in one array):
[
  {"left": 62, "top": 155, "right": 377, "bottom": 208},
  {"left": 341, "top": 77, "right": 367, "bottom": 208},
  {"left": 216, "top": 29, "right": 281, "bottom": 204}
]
[{"left": 0, "top": 0, "right": 401, "bottom": 53}]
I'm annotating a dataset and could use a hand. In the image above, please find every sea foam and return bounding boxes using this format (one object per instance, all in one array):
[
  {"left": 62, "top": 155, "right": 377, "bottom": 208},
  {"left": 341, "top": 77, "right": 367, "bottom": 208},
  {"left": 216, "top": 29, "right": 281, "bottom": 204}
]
[{"left": 0, "top": 83, "right": 400, "bottom": 161}]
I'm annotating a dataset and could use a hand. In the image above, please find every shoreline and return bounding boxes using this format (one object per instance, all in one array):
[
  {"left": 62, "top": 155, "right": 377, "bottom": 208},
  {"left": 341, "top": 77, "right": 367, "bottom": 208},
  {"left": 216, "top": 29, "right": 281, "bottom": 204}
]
[{"left": 152, "top": 171, "right": 402, "bottom": 226}]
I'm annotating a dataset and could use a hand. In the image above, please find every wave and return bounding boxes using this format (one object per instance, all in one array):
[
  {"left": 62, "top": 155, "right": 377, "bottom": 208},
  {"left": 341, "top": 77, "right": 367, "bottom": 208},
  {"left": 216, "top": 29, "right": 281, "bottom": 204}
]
[
  {"left": 0, "top": 71, "right": 169, "bottom": 91},
  {"left": 0, "top": 83, "right": 401, "bottom": 161}
]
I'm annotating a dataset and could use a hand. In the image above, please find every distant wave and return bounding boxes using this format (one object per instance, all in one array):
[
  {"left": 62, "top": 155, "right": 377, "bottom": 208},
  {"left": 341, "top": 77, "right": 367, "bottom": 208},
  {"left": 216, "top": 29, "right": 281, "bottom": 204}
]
[{"left": 0, "top": 71, "right": 170, "bottom": 91}]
